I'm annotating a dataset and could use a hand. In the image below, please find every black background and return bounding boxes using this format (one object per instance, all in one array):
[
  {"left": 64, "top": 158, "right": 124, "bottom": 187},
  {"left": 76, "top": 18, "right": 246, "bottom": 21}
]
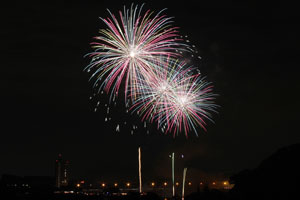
[{"left": 1, "top": 1, "right": 299, "bottom": 183}]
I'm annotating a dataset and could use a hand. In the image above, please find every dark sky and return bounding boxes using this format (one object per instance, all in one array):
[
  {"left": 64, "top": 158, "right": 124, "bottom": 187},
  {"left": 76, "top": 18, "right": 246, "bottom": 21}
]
[{"left": 1, "top": 1, "right": 299, "bottom": 183}]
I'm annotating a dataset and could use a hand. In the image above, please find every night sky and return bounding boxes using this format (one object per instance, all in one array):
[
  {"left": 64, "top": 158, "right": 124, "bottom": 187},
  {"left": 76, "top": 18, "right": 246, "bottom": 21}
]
[{"left": 1, "top": 1, "right": 299, "bottom": 183}]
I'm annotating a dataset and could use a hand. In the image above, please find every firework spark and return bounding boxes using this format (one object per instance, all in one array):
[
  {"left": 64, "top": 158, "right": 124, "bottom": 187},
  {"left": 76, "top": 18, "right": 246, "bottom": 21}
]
[{"left": 85, "top": 4, "right": 187, "bottom": 103}]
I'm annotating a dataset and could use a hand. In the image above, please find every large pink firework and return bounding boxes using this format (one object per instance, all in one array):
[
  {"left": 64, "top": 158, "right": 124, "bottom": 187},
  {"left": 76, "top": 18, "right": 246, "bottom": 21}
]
[{"left": 85, "top": 4, "right": 187, "bottom": 103}]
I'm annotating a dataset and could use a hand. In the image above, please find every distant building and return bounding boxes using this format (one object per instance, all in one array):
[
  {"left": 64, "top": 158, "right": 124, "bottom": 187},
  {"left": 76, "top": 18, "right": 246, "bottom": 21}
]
[
  {"left": 61, "top": 160, "right": 69, "bottom": 187},
  {"left": 55, "top": 154, "right": 69, "bottom": 188}
]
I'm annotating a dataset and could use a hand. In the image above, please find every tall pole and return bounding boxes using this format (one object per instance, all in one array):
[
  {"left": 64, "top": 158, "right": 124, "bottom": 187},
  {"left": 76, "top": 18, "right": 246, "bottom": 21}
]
[
  {"left": 182, "top": 168, "right": 187, "bottom": 200},
  {"left": 138, "top": 147, "right": 142, "bottom": 194},
  {"left": 172, "top": 152, "right": 175, "bottom": 197}
]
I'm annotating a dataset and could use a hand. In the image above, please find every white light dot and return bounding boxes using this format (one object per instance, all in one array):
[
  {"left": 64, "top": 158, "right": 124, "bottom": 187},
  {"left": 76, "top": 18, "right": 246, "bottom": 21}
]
[{"left": 130, "top": 51, "right": 135, "bottom": 57}]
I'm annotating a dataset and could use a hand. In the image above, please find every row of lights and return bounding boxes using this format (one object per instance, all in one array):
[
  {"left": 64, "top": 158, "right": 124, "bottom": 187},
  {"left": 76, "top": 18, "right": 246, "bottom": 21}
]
[
  {"left": 154, "top": 182, "right": 192, "bottom": 187},
  {"left": 211, "top": 181, "right": 229, "bottom": 186},
  {"left": 77, "top": 181, "right": 229, "bottom": 188},
  {"left": 76, "top": 182, "right": 130, "bottom": 188}
]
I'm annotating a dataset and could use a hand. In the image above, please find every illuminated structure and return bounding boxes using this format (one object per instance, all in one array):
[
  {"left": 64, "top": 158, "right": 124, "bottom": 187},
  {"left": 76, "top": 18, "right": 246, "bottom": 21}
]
[{"left": 55, "top": 154, "right": 69, "bottom": 188}]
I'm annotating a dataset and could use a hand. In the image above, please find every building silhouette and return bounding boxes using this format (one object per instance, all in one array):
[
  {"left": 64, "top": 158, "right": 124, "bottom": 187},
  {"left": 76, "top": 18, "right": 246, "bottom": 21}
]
[{"left": 55, "top": 154, "right": 69, "bottom": 188}]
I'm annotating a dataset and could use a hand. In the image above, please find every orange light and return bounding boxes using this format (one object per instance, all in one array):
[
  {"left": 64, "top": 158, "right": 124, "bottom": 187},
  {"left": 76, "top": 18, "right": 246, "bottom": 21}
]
[
  {"left": 76, "top": 183, "right": 80, "bottom": 187},
  {"left": 151, "top": 182, "right": 155, "bottom": 186},
  {"left": 212, "top": 182, "right": 216, "bottom": 185},
  {"left": 126, "top": 182, "right": 130, "bottom": 187},
  {"left": 188, "top": 182, "right": 192, "bottom": 186},
  {"left": 223, "top": 181, "right": 228, "bottom": 185},
  {"left": 200, "top": 182, "right": 203, "bottom": 185},
  {"left": 114, "top": 183, "right": 118, "bottom": 187},
  {"left": 101, "top": 183, "right": 105, "bottom": 187},
  {"left": 176, "top": 182, "right": 179, "bottom": 186},
  {"left": 163, "top": 182, "right": 167, "bottom": 186}
]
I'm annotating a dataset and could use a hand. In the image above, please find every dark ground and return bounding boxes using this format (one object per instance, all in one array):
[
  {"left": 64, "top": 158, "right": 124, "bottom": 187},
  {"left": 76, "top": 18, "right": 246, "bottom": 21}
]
[{"left": 1, "top": 143, "right": 299, "bottom": 200}]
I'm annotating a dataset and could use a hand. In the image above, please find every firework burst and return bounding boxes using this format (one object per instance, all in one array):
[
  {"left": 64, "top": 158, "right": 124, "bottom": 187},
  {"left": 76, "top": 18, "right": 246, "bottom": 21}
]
[
  {"left": 85, "top": 4, "right": 187, "bottom": 103},
  {"left": 85, "top": 4, "right": 218, "bottom": 137},
  {"left": 130, "top": 59, "right": 218, "bottom": 137}
]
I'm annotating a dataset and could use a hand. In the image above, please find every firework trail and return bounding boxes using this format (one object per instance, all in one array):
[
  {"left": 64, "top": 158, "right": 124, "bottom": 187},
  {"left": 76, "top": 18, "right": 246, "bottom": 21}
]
[
  {"left": 138, "top": 147, "right": 142, "bottom": 194},
  {"left": 172, "top": 152, "right": 175, "bottom": 197},
  {"left": 182, "top": 168, "right": 187, "bottom": 200},
  {"left": 130, "top": 59, "right": 218, "bottom": 137},
  {"left": 85, "top": 4, "right": 187, "bottom": 103}
]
